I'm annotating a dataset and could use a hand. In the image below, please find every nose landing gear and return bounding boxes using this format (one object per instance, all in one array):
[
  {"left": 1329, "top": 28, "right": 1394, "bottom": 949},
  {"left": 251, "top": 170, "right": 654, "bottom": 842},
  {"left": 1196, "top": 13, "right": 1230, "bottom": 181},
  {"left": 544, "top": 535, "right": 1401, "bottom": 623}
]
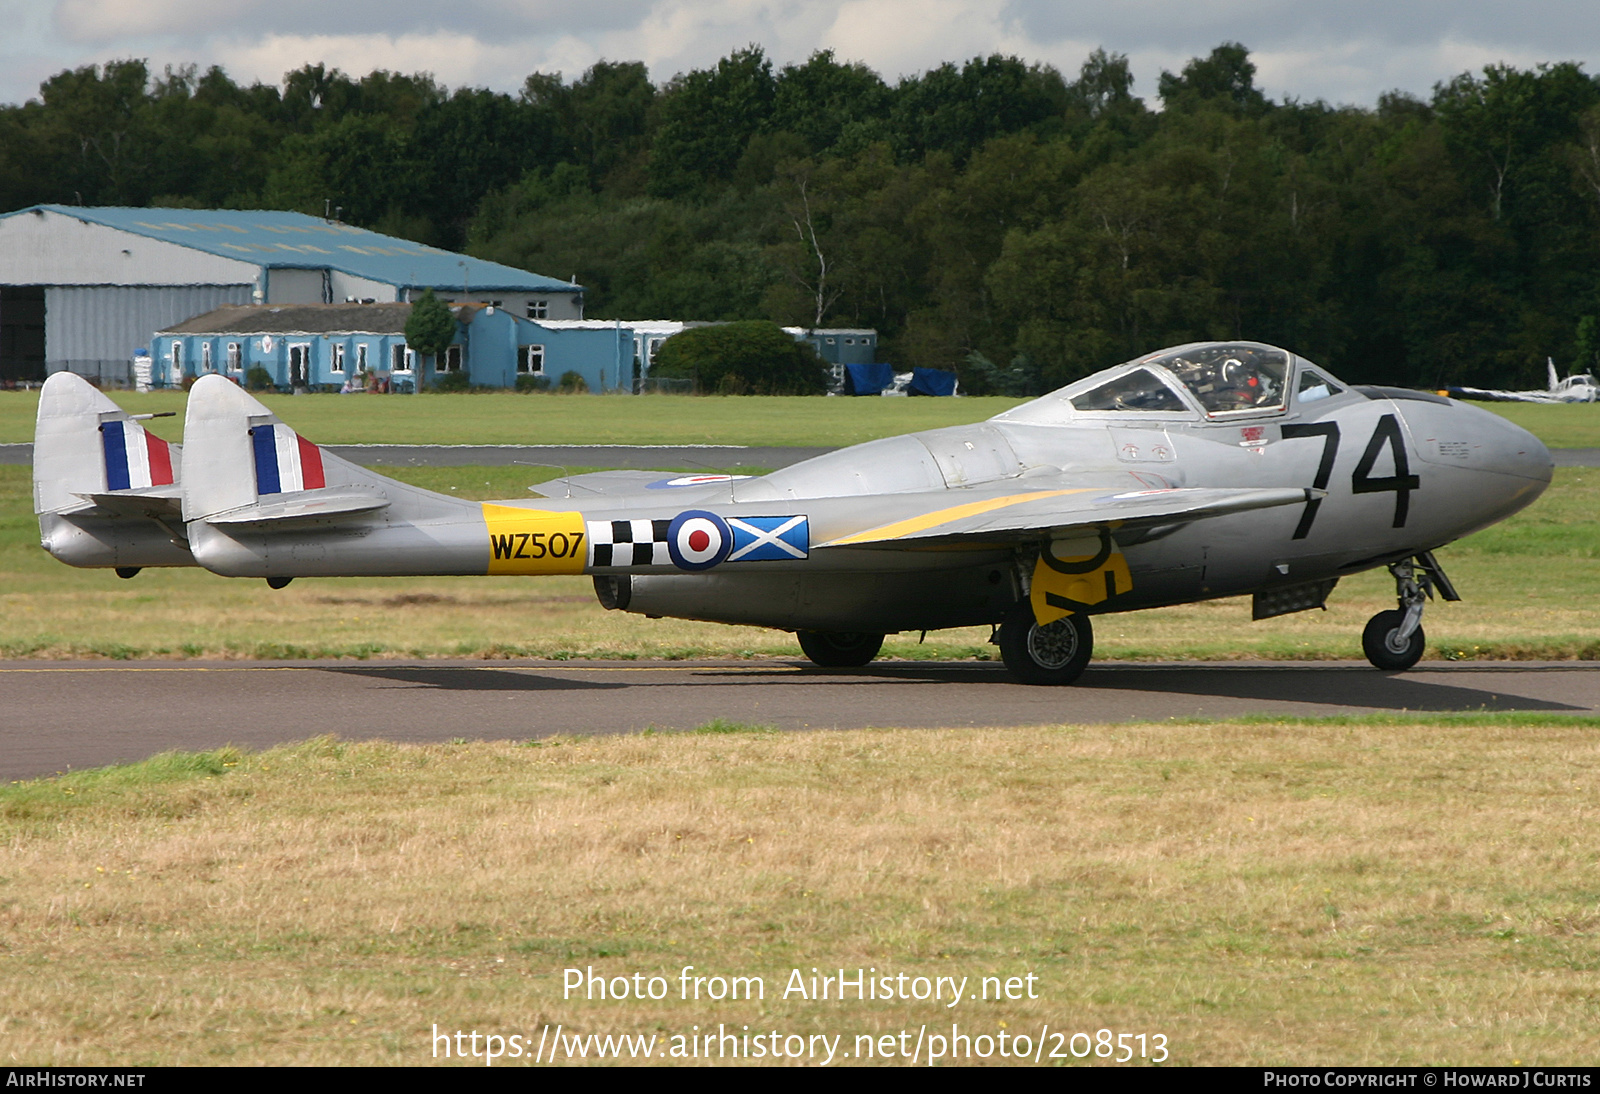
[{"left": 1362, "top": 551, "right": 1458, "bottom": 671}]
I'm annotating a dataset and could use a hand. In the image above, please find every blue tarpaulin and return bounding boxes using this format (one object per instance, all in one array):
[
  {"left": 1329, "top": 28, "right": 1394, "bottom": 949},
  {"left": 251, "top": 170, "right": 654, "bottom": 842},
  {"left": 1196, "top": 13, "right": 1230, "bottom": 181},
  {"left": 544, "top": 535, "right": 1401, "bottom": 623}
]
[
  {"left": 842, "top": 361, "right": 895, "bottom": 395},
  {"left": 908, "top": 367, "right": 958, "bottom": 396}
]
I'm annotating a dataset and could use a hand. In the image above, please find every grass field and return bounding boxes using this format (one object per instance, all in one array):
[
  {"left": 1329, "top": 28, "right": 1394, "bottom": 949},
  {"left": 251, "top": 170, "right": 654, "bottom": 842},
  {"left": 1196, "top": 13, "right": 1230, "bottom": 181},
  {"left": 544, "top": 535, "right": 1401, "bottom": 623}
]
[
  {"left": 2, "top": 719, "right": 1597, "bottom": 1066},
  {"left": 0, "top": 390, "right": 1028, "bottom": 448},
  {"left": 2, "top": 462, "right": 1596, "bottom": 662},
  {"left": 2, "top": 387, "right": 1597, "bottom": 448}
]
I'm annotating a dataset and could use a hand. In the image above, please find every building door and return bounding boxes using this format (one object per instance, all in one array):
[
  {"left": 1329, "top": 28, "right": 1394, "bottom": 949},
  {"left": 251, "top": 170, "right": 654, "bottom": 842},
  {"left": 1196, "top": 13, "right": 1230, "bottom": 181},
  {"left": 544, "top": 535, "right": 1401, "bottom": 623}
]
[
  {"left": 289, "top": 343, "right": 310, "bottom": 388},
  {"left": 0, "top": 286, "right": 45, "bottom": 384}
]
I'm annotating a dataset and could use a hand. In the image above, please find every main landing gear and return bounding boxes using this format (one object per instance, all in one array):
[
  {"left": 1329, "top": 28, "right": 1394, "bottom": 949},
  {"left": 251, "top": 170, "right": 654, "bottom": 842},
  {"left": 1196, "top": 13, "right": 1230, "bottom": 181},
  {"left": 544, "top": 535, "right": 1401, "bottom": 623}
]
[
  {"left": 1362, "top": 551, "right": 1459, "bottom": 672},
  {"left": 996, "top": 600, "right": 1094, "bottom": 686},
  {"left": 796, "top": 630, "right": 885, "bottom": 667}
]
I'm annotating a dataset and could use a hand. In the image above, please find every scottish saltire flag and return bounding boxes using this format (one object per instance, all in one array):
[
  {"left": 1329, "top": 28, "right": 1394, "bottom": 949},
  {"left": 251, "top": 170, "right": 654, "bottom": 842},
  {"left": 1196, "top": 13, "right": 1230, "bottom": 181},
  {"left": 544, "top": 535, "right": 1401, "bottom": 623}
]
[
  {"left": 250, "top": 422, "right": 326, "bottom": 495},
  {"left": 727, "top": 515, "right": 808, "bottom": 561},
  {"left": 100, "top": 419, "right": 174, "bottom": 491}
]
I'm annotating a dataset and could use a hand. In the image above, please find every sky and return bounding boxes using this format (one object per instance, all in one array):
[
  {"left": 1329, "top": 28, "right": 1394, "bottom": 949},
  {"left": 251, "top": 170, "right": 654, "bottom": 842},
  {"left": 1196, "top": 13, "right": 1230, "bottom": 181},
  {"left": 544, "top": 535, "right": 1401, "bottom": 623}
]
[{"left": 1, "top": 0, "right": 1596, "bottom": 110}]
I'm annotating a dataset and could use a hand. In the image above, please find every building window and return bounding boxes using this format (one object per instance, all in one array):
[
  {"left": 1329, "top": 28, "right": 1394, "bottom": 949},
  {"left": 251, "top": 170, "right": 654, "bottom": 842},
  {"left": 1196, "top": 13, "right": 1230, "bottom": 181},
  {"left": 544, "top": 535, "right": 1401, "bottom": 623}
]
[
  {"left": 443, "top": 345, "right": 462, "bottom": 371},
  {"left": 169, "top": 342, "right": 184, "bottom": 377},
  {"left": 356, "top": 344, "right": 368, "bottom": 373},
  {"left": 825, "top": 337, "right": 836, "bottom": 344},
  {"left": 519, "top": 345, "right": 545, "bottom": 374},
  {"left": 392, "top": 344, "right": 414, "bottom": 373},
  {"left": 288, "top": 343, "right": 311, "bottom": 387},
  {"left": 331, "top": 344, "right": 345, "bottom": 373},
  {"left": 201, "top": 342, "right": 213, "bottom": 371},
  {"left": 226, "top": 343, "right": 241, "bottom": 371},
  {"left": 527, "top": 299, "right": 548, "bottom": 320}
]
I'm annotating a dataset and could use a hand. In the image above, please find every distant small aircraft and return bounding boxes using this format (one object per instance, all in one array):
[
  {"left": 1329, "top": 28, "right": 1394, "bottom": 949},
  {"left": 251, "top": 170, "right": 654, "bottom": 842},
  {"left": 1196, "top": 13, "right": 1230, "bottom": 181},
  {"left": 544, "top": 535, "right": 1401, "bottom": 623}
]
[
  {"left": 35, "top": 342, "right": 1553, "bottom": 682},
  {"left": 1445, "top": 358, "right": 1599, "bottom": 404}
]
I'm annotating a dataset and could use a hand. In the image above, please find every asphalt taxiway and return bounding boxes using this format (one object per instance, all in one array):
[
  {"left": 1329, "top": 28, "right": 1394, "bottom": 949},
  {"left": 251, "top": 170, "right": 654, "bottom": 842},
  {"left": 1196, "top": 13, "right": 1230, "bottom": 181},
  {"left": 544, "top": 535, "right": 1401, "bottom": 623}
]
[{"left": 3, "top": 659, "right": 1596, "bottom": 782}]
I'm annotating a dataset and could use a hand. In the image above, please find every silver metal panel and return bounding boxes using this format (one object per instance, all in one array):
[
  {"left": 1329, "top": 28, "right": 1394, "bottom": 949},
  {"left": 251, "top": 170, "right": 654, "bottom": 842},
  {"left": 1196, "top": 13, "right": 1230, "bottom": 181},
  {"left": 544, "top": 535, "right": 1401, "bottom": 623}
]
[
  {"left": 266, "top": 269, "right": 327, "bottom": 305},
  {"left": 45, "top": 285, "right": 253, "bottom": 362},
  {"left": 914, "top": 424, "right": 1025, "bottom": 486},
  {"left": 0, "top": 209, "right": 258, "bottom": 286}
]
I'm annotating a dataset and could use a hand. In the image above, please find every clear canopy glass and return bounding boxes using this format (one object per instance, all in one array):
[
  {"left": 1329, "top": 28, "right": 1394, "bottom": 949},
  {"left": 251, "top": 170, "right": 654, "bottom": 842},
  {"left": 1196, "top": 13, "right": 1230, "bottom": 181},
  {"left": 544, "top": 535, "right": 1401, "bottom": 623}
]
[
  {"left": 1068, "top": 368, "right": 1188, "bottom": 413},
  {"left": 1145, "top": 343, "right": 1289, "bottom": 414}
]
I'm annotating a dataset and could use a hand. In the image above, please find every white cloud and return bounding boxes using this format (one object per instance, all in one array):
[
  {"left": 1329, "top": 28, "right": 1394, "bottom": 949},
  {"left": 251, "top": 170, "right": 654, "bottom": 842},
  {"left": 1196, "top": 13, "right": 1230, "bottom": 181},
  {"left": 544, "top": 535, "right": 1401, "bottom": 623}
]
[
  {"left": 52, "top": 0, "right": 651, "bottom": 45},
  {"left": 214, "top": 31, "right": 536, "bottom": 89}
]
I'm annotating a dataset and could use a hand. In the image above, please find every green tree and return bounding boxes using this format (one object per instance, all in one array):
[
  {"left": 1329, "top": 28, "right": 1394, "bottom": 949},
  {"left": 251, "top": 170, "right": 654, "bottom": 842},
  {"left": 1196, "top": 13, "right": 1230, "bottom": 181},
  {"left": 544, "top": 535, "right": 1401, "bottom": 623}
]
[
  {"left": 891, "top": 55, "right": 1069, "bottom": 164},
  {"left": 1158, "top": 43, "right": 1269, "bottom": 116},
  {"left": 772, "top": 51, "right": 892, "bottom": 155},
  {"left": 651, "top": 321, "right": 827, "bottom": 394},
  {"left": 649, "top": 47, "right": 777, "bottom": 197},
  {"left": 404, "top": 290, "right": 458, "bottom": 384}
]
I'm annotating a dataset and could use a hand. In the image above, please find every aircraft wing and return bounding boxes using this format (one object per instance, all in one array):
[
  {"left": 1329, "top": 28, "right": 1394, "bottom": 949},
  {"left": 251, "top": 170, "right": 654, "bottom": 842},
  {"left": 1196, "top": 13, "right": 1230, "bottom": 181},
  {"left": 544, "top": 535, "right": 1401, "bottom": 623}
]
[
  {"left": 820, "top": 485, "right": 1316, "bottom": 549},
  {"left": 529, "top": 470, "right": 677, "bottom": 497},
  {"left": 1444, "top": 385, "right": 1557, "bottom": 404}
]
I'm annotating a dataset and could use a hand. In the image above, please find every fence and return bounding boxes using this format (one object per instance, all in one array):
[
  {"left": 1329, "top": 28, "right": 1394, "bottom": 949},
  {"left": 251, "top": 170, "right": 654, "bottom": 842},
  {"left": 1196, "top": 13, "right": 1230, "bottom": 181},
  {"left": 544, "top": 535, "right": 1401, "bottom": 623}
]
[
  {"left": 46, "top": 360, "right": 139, "bottom": 389},
  {"left": 633, "top": 376, "right": 696, "bottom": 394}
]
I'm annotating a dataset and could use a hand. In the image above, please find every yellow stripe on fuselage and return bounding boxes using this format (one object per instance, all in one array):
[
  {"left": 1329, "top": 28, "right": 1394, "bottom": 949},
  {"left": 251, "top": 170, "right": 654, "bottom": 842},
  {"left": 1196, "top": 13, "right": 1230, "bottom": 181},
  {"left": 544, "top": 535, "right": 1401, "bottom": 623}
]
[{"left": 821, "top": 489, "right": 1094, "bottom": 547}]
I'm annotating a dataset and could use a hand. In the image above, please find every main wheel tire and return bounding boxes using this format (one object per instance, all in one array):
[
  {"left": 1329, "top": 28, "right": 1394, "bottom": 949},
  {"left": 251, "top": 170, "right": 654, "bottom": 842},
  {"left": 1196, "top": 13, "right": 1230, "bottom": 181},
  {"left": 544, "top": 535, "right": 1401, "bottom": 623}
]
[
  {"left": 1362, "top": 609, "right": 1425, "bottom": 671},
  {"left": 796, "top": 630, "right": 884, "bottom": 668},
  {"left": 997, "top": 601, "right": 1093, "bottom": 686}
]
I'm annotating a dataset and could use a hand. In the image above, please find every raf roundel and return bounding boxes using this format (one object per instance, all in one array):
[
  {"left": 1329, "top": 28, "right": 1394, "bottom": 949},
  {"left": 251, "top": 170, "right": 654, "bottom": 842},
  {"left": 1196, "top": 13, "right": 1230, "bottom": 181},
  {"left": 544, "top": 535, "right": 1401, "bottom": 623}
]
[{"left": 667, "top": 510, "right": 732, "bottom": 571}]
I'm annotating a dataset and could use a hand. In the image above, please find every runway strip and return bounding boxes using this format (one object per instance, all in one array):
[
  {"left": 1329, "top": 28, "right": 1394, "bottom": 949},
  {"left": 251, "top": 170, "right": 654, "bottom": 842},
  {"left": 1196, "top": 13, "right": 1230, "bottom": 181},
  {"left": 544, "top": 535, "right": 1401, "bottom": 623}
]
[{"left": 3, "top": 659, "right": 1596, "bottom": 783}]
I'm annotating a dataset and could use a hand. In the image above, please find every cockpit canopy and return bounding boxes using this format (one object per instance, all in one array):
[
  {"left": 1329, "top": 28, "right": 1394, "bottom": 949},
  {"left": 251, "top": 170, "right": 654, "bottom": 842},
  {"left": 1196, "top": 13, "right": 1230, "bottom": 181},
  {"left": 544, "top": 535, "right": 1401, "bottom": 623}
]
[
  {"left": 996, "top": 341, "right": 1346, "bottom": 425},
  {"left": 1143, "top": 343, "right": 1289, "bottom": 414}
]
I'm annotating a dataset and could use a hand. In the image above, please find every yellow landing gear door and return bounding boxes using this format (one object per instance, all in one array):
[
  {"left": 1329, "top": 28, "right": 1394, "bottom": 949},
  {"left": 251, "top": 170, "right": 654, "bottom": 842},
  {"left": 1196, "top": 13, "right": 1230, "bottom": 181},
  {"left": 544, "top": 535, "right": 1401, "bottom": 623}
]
[{"left": 1029, "top": 527, "right": 1132, "bottom": 626}]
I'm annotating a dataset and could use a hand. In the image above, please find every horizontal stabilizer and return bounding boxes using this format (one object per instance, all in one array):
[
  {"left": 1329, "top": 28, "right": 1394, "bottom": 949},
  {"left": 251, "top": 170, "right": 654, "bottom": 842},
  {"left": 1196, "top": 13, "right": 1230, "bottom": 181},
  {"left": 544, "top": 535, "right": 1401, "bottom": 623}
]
[
  {"left": 205, "top": 488, "right": 391, "bottom": 528},
  {"left": 72, "top": 484, "right": 184, "bottom": 520},
  {"left": 822, "top": 486, "right": 1316, "bottom": 549}
]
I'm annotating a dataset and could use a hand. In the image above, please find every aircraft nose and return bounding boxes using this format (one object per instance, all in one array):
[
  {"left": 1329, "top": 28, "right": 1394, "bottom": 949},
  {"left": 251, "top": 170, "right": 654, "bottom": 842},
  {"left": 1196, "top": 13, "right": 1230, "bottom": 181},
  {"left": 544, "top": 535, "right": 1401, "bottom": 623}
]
[{"left": 1485, "top": 411, "right": 1555, "bottom": 485}]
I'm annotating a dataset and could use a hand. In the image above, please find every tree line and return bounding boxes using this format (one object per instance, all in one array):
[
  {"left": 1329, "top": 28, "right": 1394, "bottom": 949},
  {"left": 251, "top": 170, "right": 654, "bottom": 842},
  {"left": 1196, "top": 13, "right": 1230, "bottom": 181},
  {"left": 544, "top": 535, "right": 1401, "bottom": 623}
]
[{"left": 4, "top": 44, "right": 1600, "bottom": 391}]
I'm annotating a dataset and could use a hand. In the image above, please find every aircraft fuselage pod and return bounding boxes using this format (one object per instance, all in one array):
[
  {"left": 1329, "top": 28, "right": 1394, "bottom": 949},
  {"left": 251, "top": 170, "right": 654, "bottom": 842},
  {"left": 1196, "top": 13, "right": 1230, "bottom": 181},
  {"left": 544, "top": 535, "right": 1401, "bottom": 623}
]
[{"left": 36, "top": 342, "right": 1555, "bottom": 683}]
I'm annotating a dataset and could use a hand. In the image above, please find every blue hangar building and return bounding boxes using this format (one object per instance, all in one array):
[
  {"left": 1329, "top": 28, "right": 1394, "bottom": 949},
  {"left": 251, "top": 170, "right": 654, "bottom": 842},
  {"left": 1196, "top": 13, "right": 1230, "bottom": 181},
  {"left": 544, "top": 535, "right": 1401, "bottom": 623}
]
[{"left": 0, "top": 205, "right": 583, "bottom": 384}]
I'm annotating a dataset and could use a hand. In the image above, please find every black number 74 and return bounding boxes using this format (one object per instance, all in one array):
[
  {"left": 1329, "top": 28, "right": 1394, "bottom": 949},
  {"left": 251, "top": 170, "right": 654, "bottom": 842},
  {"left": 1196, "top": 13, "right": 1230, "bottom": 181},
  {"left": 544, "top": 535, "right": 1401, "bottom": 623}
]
[
  {"left": 1281, "top": 414, "right": 1419, "bottom": 538},
  {"left": 1280, "top": 421, "right": 1339, "bottom": 539}
]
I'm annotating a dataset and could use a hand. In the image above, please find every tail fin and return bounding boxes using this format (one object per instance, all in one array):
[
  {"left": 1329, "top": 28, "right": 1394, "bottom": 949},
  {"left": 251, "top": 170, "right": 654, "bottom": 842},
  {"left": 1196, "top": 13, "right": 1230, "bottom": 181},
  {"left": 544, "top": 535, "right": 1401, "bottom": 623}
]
[
  {"left": 181, "top": 374, "right": 394, "bottom": 524},
  {"left": 181, "top": 375, "right": 488, "bottom": 577},
  {"left": 33, "top": 371, "right": 190, "bottom": 570},
  {"left": 1549, "top": 357, "right": 1560, "bottom": 391}
]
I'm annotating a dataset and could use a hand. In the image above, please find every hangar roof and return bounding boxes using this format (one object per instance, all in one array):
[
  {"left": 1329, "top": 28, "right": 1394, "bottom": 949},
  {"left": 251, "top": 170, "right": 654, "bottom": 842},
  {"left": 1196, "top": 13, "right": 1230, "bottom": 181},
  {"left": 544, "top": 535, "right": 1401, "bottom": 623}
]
[
  {"left": 1, "top": 205, "right": 580, "bottom": 294},
  {"left": 160, "top": 303, "right": 417, "bottom": 336}
]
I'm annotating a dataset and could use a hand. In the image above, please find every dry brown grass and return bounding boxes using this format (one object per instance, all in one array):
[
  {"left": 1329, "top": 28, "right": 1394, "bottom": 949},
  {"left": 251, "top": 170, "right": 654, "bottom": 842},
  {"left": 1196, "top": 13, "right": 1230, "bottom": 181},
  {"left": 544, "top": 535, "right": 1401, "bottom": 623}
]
[{"left": 3, "top": 720, "right": 1598, "bottom": 1066}]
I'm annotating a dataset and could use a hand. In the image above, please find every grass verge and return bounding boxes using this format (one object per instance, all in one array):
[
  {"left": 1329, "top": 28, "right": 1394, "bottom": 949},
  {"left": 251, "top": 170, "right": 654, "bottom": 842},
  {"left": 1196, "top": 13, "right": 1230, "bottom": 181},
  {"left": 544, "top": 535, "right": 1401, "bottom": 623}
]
[
  {"left": 2, "top": 721, "right": 1597, "bottom": 1065},
  {"left": 5, "top": 389, "right": 1598, "bottom": 448},
  {"left": 0, "top": 390, "right": 1027, "bottom": 447}
]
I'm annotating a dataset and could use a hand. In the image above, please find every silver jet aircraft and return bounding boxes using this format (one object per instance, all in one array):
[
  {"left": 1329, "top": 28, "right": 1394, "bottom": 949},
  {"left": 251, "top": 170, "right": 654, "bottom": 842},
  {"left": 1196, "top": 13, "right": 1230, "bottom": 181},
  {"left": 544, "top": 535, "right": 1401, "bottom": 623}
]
[
  {"left": 1447, "top": 358, "right": 1600, "bottom": 404},
  {"left": 34, "top": 342, "right": 1553, "bottom": 683}
]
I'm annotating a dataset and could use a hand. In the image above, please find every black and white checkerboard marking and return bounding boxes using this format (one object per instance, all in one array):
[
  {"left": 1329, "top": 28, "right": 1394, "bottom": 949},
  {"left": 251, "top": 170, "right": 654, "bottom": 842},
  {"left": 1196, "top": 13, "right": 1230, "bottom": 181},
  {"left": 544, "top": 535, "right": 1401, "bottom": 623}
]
[{"left": 587, "top": 518, "right": 671, "bottom": 568}]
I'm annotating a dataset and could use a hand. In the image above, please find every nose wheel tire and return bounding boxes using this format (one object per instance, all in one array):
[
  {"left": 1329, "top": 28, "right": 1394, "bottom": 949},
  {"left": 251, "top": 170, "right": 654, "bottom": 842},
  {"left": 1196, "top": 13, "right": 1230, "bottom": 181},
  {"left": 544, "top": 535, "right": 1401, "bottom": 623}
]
[
  {"left": 997, "top": 601, "right": 1094, "bottom": 685},
  {"left": 796, "top": 630, "right": 884, "bottom": 668},
  {"left": 1362, "top": 609, "right": 1425, "bottom": 671}
]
